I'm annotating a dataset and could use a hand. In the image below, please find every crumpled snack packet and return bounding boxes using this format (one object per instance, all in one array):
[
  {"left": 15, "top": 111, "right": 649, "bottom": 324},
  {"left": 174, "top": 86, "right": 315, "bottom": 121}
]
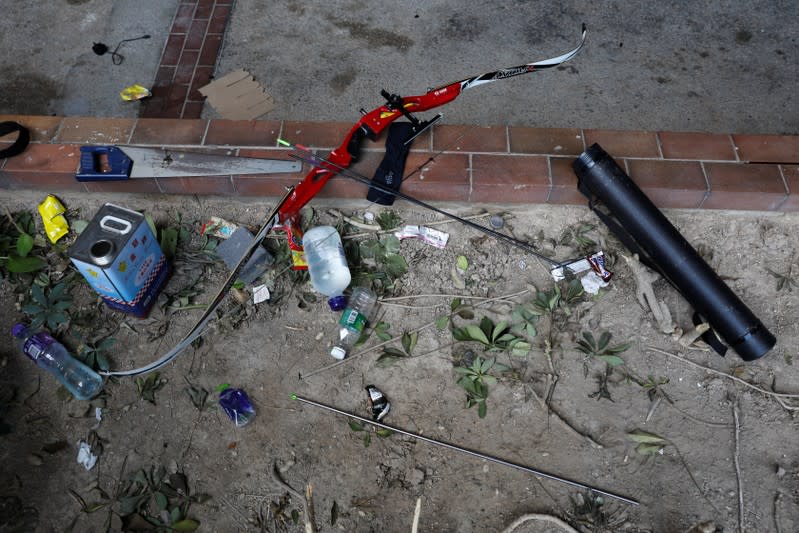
[
  {"left": 37, "top": 194, "right": 69, "bottom": 243},
  {"left": 120, "top": 84, "right": 152, "bottom": 101}
]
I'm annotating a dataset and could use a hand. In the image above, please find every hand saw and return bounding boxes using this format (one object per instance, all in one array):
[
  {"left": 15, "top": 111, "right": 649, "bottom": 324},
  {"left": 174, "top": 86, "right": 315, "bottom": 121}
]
[{"left": 75, "top": 145, "right": 301, "bottom": 181}]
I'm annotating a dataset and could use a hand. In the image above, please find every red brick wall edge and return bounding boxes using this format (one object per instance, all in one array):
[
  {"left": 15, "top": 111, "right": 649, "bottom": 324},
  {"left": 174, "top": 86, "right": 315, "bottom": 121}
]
[{"left": 0, "top": 115, "right": 796, "bottom": 212}]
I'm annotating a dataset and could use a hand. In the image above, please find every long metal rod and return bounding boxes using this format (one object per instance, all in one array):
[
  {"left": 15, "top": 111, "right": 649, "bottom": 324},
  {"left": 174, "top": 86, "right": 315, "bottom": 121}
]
[
  {"left": 291, "top": 394, "right": 639, "bottom": 506},
  {"left": 284, "top": 148, "right": 570, "bottom": 268}
]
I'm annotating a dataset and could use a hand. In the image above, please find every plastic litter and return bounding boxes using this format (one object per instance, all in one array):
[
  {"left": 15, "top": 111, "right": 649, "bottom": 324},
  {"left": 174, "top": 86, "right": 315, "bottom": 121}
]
[
  {"left": 365, "top": 385, "right": 391, "bottom": 421},
  {"left": 201, "top": 216, "right": 238, "bottom": 239},
  {"left": 120, "top": 84, "right": 152, "bottom": 101},
  {"left": 76, "top": 441, "right": 98, "bottom": 470},
  {"left": 217, "top": 385, "right": 256, "bottom": 427},
  {"left": 394, "top": 225, "right": 449, "bottom": 249},
  {"left": 37, "top": 195, "right": 69, "bottom": 244}
]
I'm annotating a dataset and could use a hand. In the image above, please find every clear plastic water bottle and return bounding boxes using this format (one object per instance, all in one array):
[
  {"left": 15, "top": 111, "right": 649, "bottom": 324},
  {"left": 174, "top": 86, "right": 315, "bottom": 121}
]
[
  {"left": 12, "top": 323, "right": 104, "bottom": 400},
  {"left": 302, "top": 226, "right": 351, "bottom": 311},
  {"left": 331, "top": 287, "right": 378, "bottom": 360},
  {"left": 217, "top": 385, "right": 256, "bottom": 427}
]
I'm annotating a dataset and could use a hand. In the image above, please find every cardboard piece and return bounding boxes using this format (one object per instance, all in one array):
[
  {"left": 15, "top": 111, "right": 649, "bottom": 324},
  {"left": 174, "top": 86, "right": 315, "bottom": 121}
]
[{"left": 199, "top": 69, "right": 275, "bottom": 120}]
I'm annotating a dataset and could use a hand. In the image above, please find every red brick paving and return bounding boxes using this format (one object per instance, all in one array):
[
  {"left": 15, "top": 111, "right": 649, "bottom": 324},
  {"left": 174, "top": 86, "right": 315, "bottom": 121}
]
[{"left": 140, "top": 1, "right": 233, "bottom": 119}]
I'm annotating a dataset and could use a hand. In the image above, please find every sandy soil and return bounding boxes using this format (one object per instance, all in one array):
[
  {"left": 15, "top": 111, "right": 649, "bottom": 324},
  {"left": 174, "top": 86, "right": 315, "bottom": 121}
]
[{"left": 1, "top": 190, "right": 797, "bottom": 533}]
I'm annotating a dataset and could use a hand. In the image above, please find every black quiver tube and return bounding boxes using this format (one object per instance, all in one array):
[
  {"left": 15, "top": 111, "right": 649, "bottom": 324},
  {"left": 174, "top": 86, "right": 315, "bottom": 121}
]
[{"left": 573, "top": 143, "right": 775, "bottom": 361}]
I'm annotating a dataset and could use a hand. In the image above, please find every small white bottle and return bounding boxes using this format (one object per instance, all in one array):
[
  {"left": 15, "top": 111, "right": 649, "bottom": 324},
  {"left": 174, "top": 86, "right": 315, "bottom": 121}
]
[
  {"left": 331, "top": 287, "right": 378, "bottom": 360},
  {"left": 302, "top": 226, "right": 351, "bottom": 311}
]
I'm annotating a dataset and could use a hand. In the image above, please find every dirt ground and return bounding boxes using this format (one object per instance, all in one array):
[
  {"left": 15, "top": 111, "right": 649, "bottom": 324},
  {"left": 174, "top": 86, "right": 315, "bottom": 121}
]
[{"left": 1, "top": 188, "right": 798, "bottom": 533}]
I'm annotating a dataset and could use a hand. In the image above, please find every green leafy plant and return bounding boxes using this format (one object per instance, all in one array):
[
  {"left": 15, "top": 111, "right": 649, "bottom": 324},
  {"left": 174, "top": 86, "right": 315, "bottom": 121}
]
[
  {"left": 22, "top": 280, "right": 73, "bottom": 331},
  {"left": 510, "top": 302, "right": 540, "bottom": 338},
  {"left": 454, "top": 356, "right": 509, "bottom": 418},
  {"left": 376, "top": 330, "right": 418, "bottom": 368},
  {"left": 348, "top": 419, "right": 393, "bottom": 447},
  {"left": 575, "top": 331, "right": 630, "bottom": 376},
  {"left": 70, "top": 460, "right": 208, "bottom": 532},
  {"left": 347, "top": 235, "right": 408, "bottom": 295},
  {"left": 136, "top": 373, "right": 166, "bottom": 404},
  {"left": 556, "top": 222, "right": 598, "bottom": 255},
  {"left": 0, "top": 211, "right": 47, "bottom": 275},
  {"left": 435, "top": 297, "right": 475, "bottom": 331},
  {"left": 375, "top": 210, "right": 403, "bottom": 230},
  {"left": 77, "top": 336, "right": 116, "bottom": 372},
  {"left": 183, "top": 378, "right": 212, "bottom": 411},
  {"left": 452, "top": 317, "right": 531, "bottom": 357}
]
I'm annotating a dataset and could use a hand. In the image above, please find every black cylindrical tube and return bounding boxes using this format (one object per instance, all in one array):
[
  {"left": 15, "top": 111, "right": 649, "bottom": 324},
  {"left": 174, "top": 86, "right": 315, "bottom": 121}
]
[{"left": 573, "top": 143, "right": 775, "bottom": 361}]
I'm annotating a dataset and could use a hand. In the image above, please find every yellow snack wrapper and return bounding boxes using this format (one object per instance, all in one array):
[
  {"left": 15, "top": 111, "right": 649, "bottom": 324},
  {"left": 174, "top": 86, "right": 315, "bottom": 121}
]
[
  {"left": 37, "top": 194, "right": 69, "bottom": 243},
  {"left": 120, "top": 84, "right": 152, "bottom": 101}
]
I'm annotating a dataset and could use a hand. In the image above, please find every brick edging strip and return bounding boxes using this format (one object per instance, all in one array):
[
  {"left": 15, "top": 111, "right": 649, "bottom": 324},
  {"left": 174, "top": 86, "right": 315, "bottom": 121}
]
[{"left": 0, "top": 115, "right": 797, "bottom": 212}]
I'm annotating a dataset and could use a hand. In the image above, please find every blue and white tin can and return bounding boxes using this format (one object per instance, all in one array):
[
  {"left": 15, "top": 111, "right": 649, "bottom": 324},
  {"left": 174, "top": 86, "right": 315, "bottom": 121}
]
[{"left": 69, "top": 204, "right": 170, "bottom": 317}]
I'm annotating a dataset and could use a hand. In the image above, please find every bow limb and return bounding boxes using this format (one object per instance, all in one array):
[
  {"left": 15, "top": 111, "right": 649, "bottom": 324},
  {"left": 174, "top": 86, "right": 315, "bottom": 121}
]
[{"left": 278, "top": 23, "right": 587, "bottom": 221}]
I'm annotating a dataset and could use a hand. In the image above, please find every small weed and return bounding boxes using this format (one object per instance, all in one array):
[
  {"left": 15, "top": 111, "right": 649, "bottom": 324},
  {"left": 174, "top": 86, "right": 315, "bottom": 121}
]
[
  {"left": 532, "top": 279, "right": 584, "bottom": 316},
  {"left": 575, "top": 331, "right": 630, "bottom": 377},
  {"left": 454, "top": 356, "right": 510, "bottom": 418},
  {"left": 452, "top": 316, "right": 531, "bottom": 357},
  {"left": 375, "top": 330, "right": 417, "bottom": 368},
  {"left": 346, "top": 235, "right": 408, "bottom": 296},
  {"left": 136, "top": 373, "right": 166, "bottom": 404},
  {"left": 249, "top": 492, "right": 300, "bottom": 532},
  {"left": 767, "top": 262, "right": 798, "bottom": 292},
  {"left": 555, "top": 222, "right": 598, "bottom": 255},
  {"left": 0, "top": 210, "right": 47, "bottom": 276},
  {"left": 22, "top": 280, "right": 73, "bottom": 331},
  {"left": 183, "top": 378, "right": 213, "bottom": 411},
  {"left": 374, "top": 210, "right": 403, "bottom": 231},
  {"left": 435, "top": 297, "right": 475, "bottom": 331},
  {"left": 348, "top": 419, "right": 393, "bottom": 447},
  {"left": 77, "top": 336, "right": 116, "bottom": 372},
  {"left": 589, "top": 366, "right": 614, "bottom": 402}
]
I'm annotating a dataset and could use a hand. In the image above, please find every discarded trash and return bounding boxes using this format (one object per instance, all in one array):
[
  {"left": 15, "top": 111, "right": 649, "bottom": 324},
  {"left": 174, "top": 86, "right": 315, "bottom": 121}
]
[
  {"left": 580, "top": 271, "right": 608, "bottom": 295},
  {"left": 199, "top": 69, "right": 275, "bottom": 120},
  {"left": 574, "top": 143, "right": 776, "bottom": 361},
  {"left": 331, "top": 287, "right": 378, "bottom": 360},
  {"left": 550, "top": 252, "right": 611, "bottom": 295},
  {"left": 76, "top": 441, "right": 98, "bottom": 470},
  {"left": 303, "top": 226, "right": 351, "bottom": 310},
  {"left": 217, "top": 385, "right": 256, "bottom": 427},
  {"left": 119, "top": 84, "right": 151, "bottom": 101},
  {"left": 200, "top": 216, "right": 238, "bottom": 239},
  {"left": 216, "top": 226, "right": 275, "bottom": 285},
  {"left": 290, "top": 394, "right": 639, "bottom": 506},
  {"left": 12, "top": 323, "right": 103, "bottom": 400},
  {"left": 253, "top": 284, "right": 271, "bottom": 304},
  {"left": 37, "top": 194, "right": 69, "bottom": 244},
  {"left": 92, "top": 34, "right": 150, "bottom": 65},
  {"left": 365, "top": 385, "right": 391, "bottom": 421},
  {"left": 550, "top": 252, "right": 609, "bottom": 282},
  {"left": 395, "top": 225, "right": 449, "bottom": 249},
  {"left": 489, "top": 215, "right": 505, "bottom": 229},
  {"left": 69, "top": 203, "right": 170, "bottom": 317},
  {"left": 283, "top": 223, "right": 308, "bottom": 270}
]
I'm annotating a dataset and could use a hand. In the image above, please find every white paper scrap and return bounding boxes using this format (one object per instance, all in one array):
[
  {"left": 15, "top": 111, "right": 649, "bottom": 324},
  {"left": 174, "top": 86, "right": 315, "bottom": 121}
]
[
  {"left": 253, "top": 284, "right": 271, "bottom": 304},
  {"left": 77, "top": 441, "right": 98, "bottom": 470},
  {"left": 395, "top": 225, "right": 449, "bottom": 249}
]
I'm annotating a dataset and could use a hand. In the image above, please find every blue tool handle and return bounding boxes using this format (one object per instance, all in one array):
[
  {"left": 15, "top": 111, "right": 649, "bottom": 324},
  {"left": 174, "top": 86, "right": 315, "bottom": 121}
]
[{"left": 75, "top": 146, "right": 133, "bottom": 181}]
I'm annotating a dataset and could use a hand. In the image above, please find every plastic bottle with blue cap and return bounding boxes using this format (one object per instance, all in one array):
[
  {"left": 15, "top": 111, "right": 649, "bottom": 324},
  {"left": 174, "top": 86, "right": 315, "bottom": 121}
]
[{"left": 302, "top": 226, "right": 351, "bottom": 311}]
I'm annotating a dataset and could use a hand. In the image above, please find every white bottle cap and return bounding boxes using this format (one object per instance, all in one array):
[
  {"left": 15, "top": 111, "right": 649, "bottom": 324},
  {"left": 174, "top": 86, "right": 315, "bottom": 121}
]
[{"left": 330, "top": 346, "right": 346, "bottom": 360}]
